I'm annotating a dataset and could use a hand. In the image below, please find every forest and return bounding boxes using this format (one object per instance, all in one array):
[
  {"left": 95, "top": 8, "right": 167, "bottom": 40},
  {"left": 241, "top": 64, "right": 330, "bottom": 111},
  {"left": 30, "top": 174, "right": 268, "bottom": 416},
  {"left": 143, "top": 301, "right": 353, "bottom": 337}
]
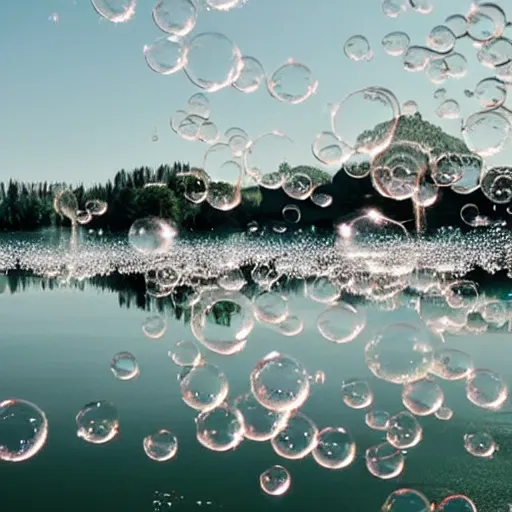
[{"left": 0, "top": 113, "right": 506, "bottom": 233}]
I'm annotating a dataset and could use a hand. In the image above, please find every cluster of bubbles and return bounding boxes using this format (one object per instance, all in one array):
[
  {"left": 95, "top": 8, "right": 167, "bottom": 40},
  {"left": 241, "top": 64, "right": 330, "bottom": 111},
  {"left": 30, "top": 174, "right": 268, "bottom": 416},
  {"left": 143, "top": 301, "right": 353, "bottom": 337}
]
[{"left": 53, "top": 189, "right": 108, "bottom": 226}]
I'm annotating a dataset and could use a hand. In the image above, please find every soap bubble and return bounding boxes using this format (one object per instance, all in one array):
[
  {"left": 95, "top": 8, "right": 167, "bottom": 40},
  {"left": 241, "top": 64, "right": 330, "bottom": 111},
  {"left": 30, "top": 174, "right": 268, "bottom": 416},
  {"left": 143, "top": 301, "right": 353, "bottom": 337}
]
[
  {"left": 168, "top": 340, "right": 201, "bottom": 367},
  {"left": 436, "top": 99, "right": 460, "bottom": 119},
  {"left": 381, "top": 488, "right": 431, "bottom": 511},
  {"left": 402, "top": 378, "right": 444, "bottom": 416},
  {"left": 312, "top": 427, "right": 356, "bottom": 469},
  {"left": 128, "top": 217, "right": 178, "bottom": 255},
  {"left": 436, "top": 494, "right": 477, "bottom": 511},
  {"left": 427, "top": 26, "right": 456, "bottom": 53},
  {"left": 365, "top": 410, "right": 390, "bottom": 430},
  {"left": 282, "top": 204, "right": 301, "bottom": 223},
  {"left": 435, "top": 407, "right": 453, "bottom": 421},
  {"left": 111, "top": 352, "right": 139, "bottom": 380},
  {"left": 75, "top": 401, "right": 119, "bottom": 444},
  {"left": 259, "top": 465, "right": 291, "bottom": 496},
  {"left": 474, "top": 77, "right": 507, "bottom": 109},
  {"left": 467, "top": 2, "right": 507, "bottom": 42},
  {"left": 317, "top": 303, "right": 365, "bottom": 343},
  {"left": 344, "top": 35, "right": 373, "bottom": 62},
  {"left": 445, "top": 14, "right": 468, "bottom": 38},
  {"left": 54, "top": 189, "right": 78, "bottom": 222},
  {"left": 465, "top": 369, "right": 508, "bottom": 410},
  {"left": 142, "top": 314, "right": 167, "bottom": 340},
  {"left": 386, "top": 411, "right": 423, "bottom": 449},
  {"left": 233, "top": 56, "right": 265, "bottom": 93},
  {"left": 464, "top": 431, "right": 497, "bottom": 458},
  {"left": 91, "top": 0, "right": 136, "bottom": 23},
  {"left": 481, "top": 166, "right": 512, "bottom": 204},
  {"left": 271, "top": 411, "right": 318, "bottom": 460},
  {"left": 250, "top": 352, "right": 310, "bottom": 412},
  {"left": 152, "top": 0, "right": 197, "bottom": 37},
  {"left": 143, "top": 429, "right": 178, "bottom": 461},
  {"left": 341, "top": 379, "right": 373, "bottom": 409},
  {"left": 462, "top": 110, "right": 511, "bottom": 158},
  {"left": 365, "top": 442, "right": 405, "bottom": 479},
  {"left": 254, "top": 291, "right": 288, "bottom": 324},
  {"left": 0, "top": 399, "right": 48, "bottom": 462},
  {"left": 382, "top": 31, "right": 410, "bottom": 56},
  {"left": 268, "top": 59, "right": 318, "bottom": 104},
  {"left": 431, "top": 348, "right": 473, "bottom": 380}
]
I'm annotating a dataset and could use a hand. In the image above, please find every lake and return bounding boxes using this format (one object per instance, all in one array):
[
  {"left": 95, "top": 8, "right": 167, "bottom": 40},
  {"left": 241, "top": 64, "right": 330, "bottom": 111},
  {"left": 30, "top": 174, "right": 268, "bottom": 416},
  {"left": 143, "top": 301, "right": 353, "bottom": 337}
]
[{"left": 1, "top": 228, "right": 512, "bottom": 511}]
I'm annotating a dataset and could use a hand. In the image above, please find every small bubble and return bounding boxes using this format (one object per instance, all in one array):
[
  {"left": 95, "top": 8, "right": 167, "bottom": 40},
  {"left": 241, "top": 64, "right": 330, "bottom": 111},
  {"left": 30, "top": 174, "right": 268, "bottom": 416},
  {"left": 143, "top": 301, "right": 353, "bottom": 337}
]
[
  {"left": 111, "top": 352, "right": 139, "bottom": 380},
  {"left": 259, "top": 465, "right": 291, "bottom": 496},
  {"left": 143, "top": 430, "right": 178, "bottom": 461},
  {"left": 75, "top": 401, "right": 119, "bottom": 444},
  {"left": 344, "top": 35, "right": 373, "bottom": 62}
]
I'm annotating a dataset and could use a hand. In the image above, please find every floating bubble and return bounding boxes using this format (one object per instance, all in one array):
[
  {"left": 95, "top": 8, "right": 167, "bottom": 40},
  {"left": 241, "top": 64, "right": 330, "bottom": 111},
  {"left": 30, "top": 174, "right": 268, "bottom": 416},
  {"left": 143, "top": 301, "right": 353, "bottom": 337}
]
[
  {"left": 191, "top": 289, "right": 254, "bottom": 355},
  {"left": 477, "top": 37, "right": 512, "bottom": 69},
  {"left": 403, "top": 46, "right": 437, "bottom": 72},
  {"left": 402, "top": 378, "right": 444, "bottom": 416},
  {"left": 267, "top": 59, "right": 318, "bottom": 105},
  {"left": 0, "top": 399, "right": 48, "bottom": 462},
  {"left": 436, "top": 495, "right": 477, "bottom": 511},
  {"left": 233, "top": 393, "right": 289, "bottom": 442},
  {"left": 217, "top": 267, "right": 246, "bottom": 291},
  {"left": 232, "top": 56, "right": 265, "bottom": 93},
  {"left": 445, "top": 14, "right": 468, "bottom": 38},
  {"left": 382, "top": 31, "right": 410, "bottom": 56},
  {"left": 196, "top": 119, "right": 218, "bottom": 144},
  {"left": 177, "top": 114, "right": 206, "bottom": 141},
  {"left": 91, "top": 0, "right": 135, "bottom": 23},
  {"left": 436, "top": 99, "right": 460, "bottom": 119},
  {"left": 76, "top": 210, "right": 92, "bottom": 225},
  {"left": 85, "top": 199, "right": 108, "bottom": 216},
  {"left": 177, "top": 170, "right": 208, "bottom": 204},
  {"left": 474, "top": 77, "right": 507, "bottom": 109},
  {"left": 254, "top": 291, "right": 288, "bottom": 324},
  {"left": 444, "top": 280, "right": 479, "bottom": 309},
  {"left": 431, "top": 348, "right": 473, "bottom": 380},
  {"left": 195, "top": 403, "right": 245, "bottom": 452},
  {"left": 282, "top": 204, "right": 301, "bottom": 223},
  {"left": 425, "top": 57, "right": 449, "bottom": 85},
  {"left": 462, "top": 110, "right": 511, "bottom": 157},
  {"left": 451, "top": 155, "right": 484, "bottom": 194},
  {"left": 481, "top": 166, "right": 512, "bottom": 204},
  {"left": 427, "top": 26, "right": 456, "bottom": 53},
  {"left": 365, "top": 442, "right": 405, "bottom": 479},
  {"left": 341, "top": 379, "right": 373, "bottom": 409},
  {"left": 111, "top": 352, "right": 139, "bottom": 380},
  {"left": 168, "top": 340, "right": 201, "bottom": 367},
  {"left": 381, "top": 488, "right": 431, "bottom": 511},
  {"left": 128, "top": 217, "right": 178, "bottom": 255},
  {"left": 184, "top": 32, "right": 243, "bottom": 92},
  {"left": 306, "top": 276, "right": 340, "bottom": 304},
  {"left": 244, "top": 131, "right": 294, "bottom": 189},
  {"left": 142, "top": 314, "right": 167, "bottom": 340},
  {"left": 143, "top": 429, "right": 178, "bottom": 461},
  {"left": 434, "top": 87, "right": 447, "bottom": 100},
  {"left": 170, "top": 110, "right": 188, "bottom": 134},
  {"left": 259, "top": 465, "right": 291, "bottom": 496},
  {"left": 365, "top": 410, "right": 390, "bottom": 430},
  {"left": 312, "top": 131, "right": 349, "bottom": 167},
  {"left": 365, "top": 323, "right": 434, "bottom": 384},
  {"left": 75, "top": 401, "right": 119, "bottom": 444},
  {"left": 444, "top": 52, "right": 467, "bottom": 78},
  {"left": 386, "top": 411, "right": 423, "bottom": 449},
  {"left": 435, "top": 406, "right": 453, "bottom": 420},
  {"left": 271, "top": 411, "right": 318, "bottom": 460},
  {"left": 317, "top": 303, "right": 366, "bottom": 344},
  {"left": 343, "top": 152, "right": 372, "bottom": 179},
  {"left": 431, "top": 153, "right": 465, "bottom": 187},
  {"left": 282, "top": 173, "right": 313, "bottom": 200},
  {"left": 311, "top": 192, "right": 333, "bottom": 208},
  {"left": 226, "top": 129, "right": 249, "bottom": 158},
  {"left": 403, "top": 100, "right": 418, "bottom": 116},
  {"left": 312, "top": 426, "right": 356, "bottom": 470},
  {"left": 54, "top": 189, "right": 78, "bottom": 222},
  {"left": 467, "top": 2, "right": 507, "bottom": 42},
  {"left": 464, "top": 431, "right": 497, "bottom": 458},
  {"left": 466, "top": 369, "right": 508, "bottom": 410},
  {"left": 332, "top": 87, "right": 400, "bottom": 156},
  {"left": 382, "top": 0, "right": 408, "bottom": 18},
  {"left": 250, "top": 352, "right": 310, "bottom": 413},
  {"left": 344, "top": 35, "right": 373, "bottom": 62},
  {"left": 152, "top": 0, "right": 196, "bottom": 37},
  {"left": 276, "top": 315, "right": 304, "bottom": 336},
  {"left": 179, "top": 363, "right": 229, "bottom": 412},
  {"left": 187, "top": 93, "right": 210, "bottom": 119},
  {"left": 144, "top": 36, "right": 186, "bottom": 75}
]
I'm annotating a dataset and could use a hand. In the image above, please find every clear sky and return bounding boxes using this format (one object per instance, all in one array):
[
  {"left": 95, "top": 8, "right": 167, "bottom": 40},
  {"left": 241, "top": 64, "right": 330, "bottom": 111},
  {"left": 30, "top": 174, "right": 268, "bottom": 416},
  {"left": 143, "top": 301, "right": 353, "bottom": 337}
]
[{"left": 0, "top": 0, "right": 510, "bottom": 185}]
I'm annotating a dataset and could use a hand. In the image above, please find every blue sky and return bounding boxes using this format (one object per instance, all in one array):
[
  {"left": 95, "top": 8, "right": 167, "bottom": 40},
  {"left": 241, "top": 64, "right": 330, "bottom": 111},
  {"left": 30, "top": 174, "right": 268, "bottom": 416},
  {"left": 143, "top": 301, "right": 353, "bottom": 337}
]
[{"left": 0, "top": 0, "right": 510, "bottom": 185}]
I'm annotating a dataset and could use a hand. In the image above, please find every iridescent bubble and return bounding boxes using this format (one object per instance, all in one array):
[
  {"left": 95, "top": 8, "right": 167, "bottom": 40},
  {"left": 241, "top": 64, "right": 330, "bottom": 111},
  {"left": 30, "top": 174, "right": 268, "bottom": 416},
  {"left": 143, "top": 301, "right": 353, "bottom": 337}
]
[
  {"left": 481, "top": 166, "right": 512, "bottom": 204},
  {"left": 232, "top": 56, "right": 265, "bottom": 93},
  {"left": 365, "top": 410, "right": 390, "bottom": 431},
  {"left": 431, "top": 348, "right": 473, "bottom": 380},
  {"left": 427, "top": 26, "right": 456, "bottom": 53},
  {"left": 435, "top": 406, "right": 453, "bottom": 421},
  {"left": 75, "top": 401, "right": 119, "bottom": 444},
  {"left": 183, "top": 32, "right": 243, "bottom": 92},
  {"left": 244, "top": 131, "right": 294, "bottom": 189},
  {"left": 464, "top": 432, "right": 497, "bottom": 458},
  {"left": 317, "top": 303, "right": 365, "bottom": 344},
  {"left": 142, "top": 314, "right": 167, "bottom": 340},
  {"left": 168, "top": 340, "right": 201, "bottom": 367},
  {"left": 331, "top": 87, "right": 400, "bottom": 157},
  {"left": 436, "top": 494, "right": 477, "bottom": 511},
  {"left": 402, "top": 378, "right": 444, "bottom": 416},
  {"left": 195, "top": 403, "right": 245, "bottom": 452},
  {"left": 403, "top": 100, "right": 418, "bottom": 116},
  {"left": 386, "top": 411, "right": 423, "bottom": 449},
  {"left": 128, "top": 217, "right": 178, "bottom": 255},
  {"left": 0, "top": 399, "right": 48, "bottom": 462},
  {"left": 254, "top": 291, "right": 288, "bottom": 324},
  {"left": 282, "top": 204, "right": 301, "bottom": 223},
  {"left": 344, "top": 35, "right": 373, "bottom": 62},
  {"left": 250, "top": 352, "right": 310, "bottom": 413},
  {"left": 233, "top": 393, "right": 289, "bottom": 442},
  {"left": 445, "top": 14, "right": 468, "bottom": 38},
  {"left": 312, "top": 427, "right": 356, "bottom": 469},
  {"left": 144, "top": 36, "right": 186, "bottom": 75},
  {"left": 381, "top": 488, "right": 431, "bottom": 511},
  {"left": 341, "top": 379, "right": 373, "bottom": 409},
  {"left": 436, "top": 99, "right": 460, "bottom": 119},
  {"left": 365, "top": 323, "right": 434, "bottom": 384},
  {"left": 382, "top": 31, "right": 410, "bottom": 56},
  {"left": 282, "top": 173, "right": 313, "bottom": 200},
  {"left": 91, "top": 0, "right": 136, "bottom": 23},
  {"left": 477, "top": 38, "right": 512, "bottom": 69},
  {"left": 111, "top": 351, "right": 139, "bottom": 380},
  {"left": 466, "top": 369, "right": 508, "bottom": 410},
  {"left": 143, "top": 429, "right": 178, "bottom": 461},
  {"left": 462, "top": 110, "right": 511, "bottom": 157},
  {"left": 474, "top": 77, "right": 507, "bottom": 109},
  {"left": 365, "top": 442, "right": 405, "bottom": 479},
  {"left": 268, "top": 59, "right": 318, "bottom": 104},
  {"left": 271, "top": 411, "right": 318, "bottom": 460},
  {"left": 152, "top": 0, "right": 197, "bottom": 37},
  {"left": 259, "top": 465, "right": 291, "bottom": 496},
  {"left": 179, "top": 363, "right": 229, "bottom": 412},
  {"left": 467, "top": 2, "right": 506, "bottom": 42}
]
